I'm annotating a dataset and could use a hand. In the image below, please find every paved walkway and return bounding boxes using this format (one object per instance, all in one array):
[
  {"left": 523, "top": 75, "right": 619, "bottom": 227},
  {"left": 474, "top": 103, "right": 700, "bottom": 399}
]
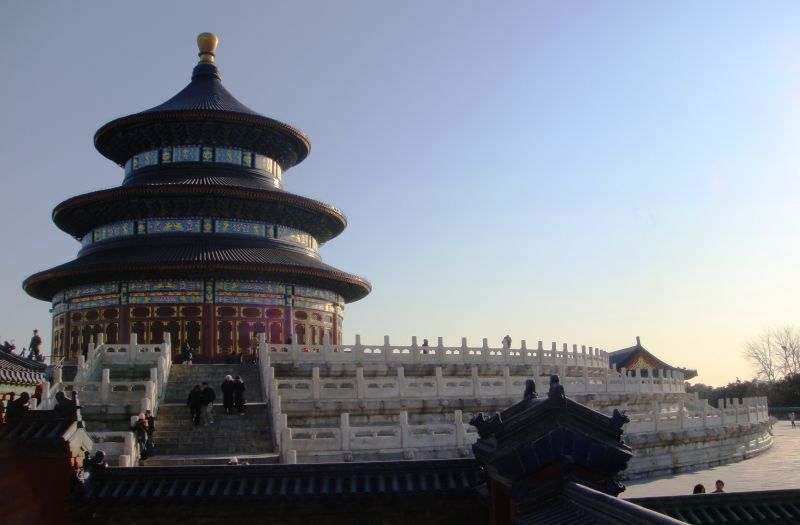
[{"left": 625, "top": 421, "right": 800, "bottom": 497}]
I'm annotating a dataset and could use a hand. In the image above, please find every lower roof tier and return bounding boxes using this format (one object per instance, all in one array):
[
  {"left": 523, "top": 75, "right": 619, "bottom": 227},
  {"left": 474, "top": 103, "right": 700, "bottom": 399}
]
[
  {"left": 52, "top": 185, "right": 347, "bottom": 242},
  {"left": 23, "top": 242, "right": 371, "bottom": 303}
]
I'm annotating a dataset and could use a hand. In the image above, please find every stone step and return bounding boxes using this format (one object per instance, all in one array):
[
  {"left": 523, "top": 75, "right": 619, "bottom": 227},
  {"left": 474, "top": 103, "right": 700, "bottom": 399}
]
[{"left": 143, "top": 453, "right": 280, "bottom": 466}]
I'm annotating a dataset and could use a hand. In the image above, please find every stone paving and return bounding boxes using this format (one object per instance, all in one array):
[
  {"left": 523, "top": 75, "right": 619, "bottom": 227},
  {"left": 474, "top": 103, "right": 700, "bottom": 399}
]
[{"left": 625, "top": 421, "right": 800, "bottom": 497}]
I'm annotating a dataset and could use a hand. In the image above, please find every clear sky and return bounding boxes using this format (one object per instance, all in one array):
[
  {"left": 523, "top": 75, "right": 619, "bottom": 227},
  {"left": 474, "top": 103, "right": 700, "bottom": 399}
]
[{"left": 1, "top": 1, "right": 799, "bottom": 387}]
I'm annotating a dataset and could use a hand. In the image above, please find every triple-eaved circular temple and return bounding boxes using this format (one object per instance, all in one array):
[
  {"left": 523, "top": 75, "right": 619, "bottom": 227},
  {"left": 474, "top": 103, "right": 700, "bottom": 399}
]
[{"left": 23, "top": 33, "right": 370, "bottom": 361}]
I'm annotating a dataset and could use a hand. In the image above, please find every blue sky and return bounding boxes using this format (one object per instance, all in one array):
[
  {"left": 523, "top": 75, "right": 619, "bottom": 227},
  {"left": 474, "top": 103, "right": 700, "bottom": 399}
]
[{"left": 1, "top": 1, "right": 799, "bottom": 386}]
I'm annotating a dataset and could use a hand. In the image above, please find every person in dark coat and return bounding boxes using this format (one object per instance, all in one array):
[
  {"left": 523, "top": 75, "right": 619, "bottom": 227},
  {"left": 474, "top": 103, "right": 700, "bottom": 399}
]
[
  {"left": 233, "top": 376, "right": 246, "bottom": 414},
  {"left": 145, "top": 409, "right": 156, "bottom": 456},
  {"left": 181, "top": 341, "right": 193, "bottom": 364},
  {"left": 187, "top": 385, "right": 203, "bottom": 426},
  {"left": 201, "top": 382, "right": 215, "bottom": 425},
  {"left": 6, "top": 392, "right": 29, "bottom": 424},
  {"left": 132, "top": 413, "right": 148, "bottom": 459},
  {"left": 221, "top": 375, "right": 235, "bottom": 414},
  {"left": 54, "top": 391, "right": 77, "bottom": 419}
]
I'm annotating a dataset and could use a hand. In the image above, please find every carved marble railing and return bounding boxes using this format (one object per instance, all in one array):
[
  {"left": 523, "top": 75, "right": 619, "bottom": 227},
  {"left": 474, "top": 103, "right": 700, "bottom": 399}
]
[
  {"left": 264, "top": 335, "right": 609, "bottom": 370},
  {"left": 46, "top": 333, "right": 172, "bottom": 414},
  {"left": 89, "top": 431, "right": 140, "bottom": 467},
  {"left": 623, "top": 396, "right": 770, "bottom": 434},
  {"left": 280, "top": 410, "right": 478, "bottom": 463},
  {"left": 269, "top": 366, "right": 686, "bottom": 403}
]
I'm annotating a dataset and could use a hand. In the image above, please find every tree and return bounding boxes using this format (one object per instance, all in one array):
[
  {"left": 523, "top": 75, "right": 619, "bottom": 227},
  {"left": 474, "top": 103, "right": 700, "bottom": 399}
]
[{"left": 742, "top": 326, "right": 800, "bottom": 382}]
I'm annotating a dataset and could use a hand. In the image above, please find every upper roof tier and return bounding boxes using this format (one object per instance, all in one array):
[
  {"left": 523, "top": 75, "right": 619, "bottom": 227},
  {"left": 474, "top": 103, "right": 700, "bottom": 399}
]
[{"left": 94, "top": 33, "right": 310, "bottom": 171}]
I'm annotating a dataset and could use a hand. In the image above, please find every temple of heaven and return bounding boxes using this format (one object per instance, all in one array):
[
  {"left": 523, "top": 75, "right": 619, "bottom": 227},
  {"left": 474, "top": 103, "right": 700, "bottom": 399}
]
[{"left": 23, "top": 33, "right": 371, "bottom": 362}]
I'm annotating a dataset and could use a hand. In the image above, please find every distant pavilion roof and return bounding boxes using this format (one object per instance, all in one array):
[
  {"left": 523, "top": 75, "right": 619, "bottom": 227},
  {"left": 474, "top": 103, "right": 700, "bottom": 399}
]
[{"left": 608, "top": 337, "right": 697, "bottom": 380}]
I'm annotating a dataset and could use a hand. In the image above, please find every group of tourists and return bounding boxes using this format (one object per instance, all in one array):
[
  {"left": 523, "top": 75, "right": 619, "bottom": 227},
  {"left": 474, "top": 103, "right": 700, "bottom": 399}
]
[
  {"left": 186, "top": 375, "right": 247, "bottom": 426},
  {"left": 692, "top": 480, "right": 725, "bottom": 494}
]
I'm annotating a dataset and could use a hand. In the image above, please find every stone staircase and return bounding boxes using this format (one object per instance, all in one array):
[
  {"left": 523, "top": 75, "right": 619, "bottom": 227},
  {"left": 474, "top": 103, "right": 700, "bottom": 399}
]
[{"left": 146, "top": 364, "right": 277, "bottom": 466}]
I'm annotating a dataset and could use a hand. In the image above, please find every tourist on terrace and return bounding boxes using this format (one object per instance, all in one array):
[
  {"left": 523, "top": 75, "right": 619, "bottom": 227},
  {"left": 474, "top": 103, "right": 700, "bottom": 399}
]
[
  {"left": 790, "top": 412, "right": 796, "bottom": 429},
  {"left": 712, "top": 480, "right": 725, "bottom": 493},
  {"left": 221, "top": 375, "right": 235, "bottom": 414},
  {"left": 145, "top": 409, "right": 156, "bottom": 456},
  {"left": 29, "top": 329, "right": 41, "bottom": 360},
  {"left": 201, "top": 382, "right": 216, "bottom": 425},
  {"left": 181, "top": 341, "right": 193, "bottom": 364},
  {"left": 132, "top": 413, "right": 148, "bottom": 458},
  {"left": 187, "top": 385, "right": 203, "bottom": 426},
  {"left": 502, "top": 335, "right": 512, "bottom": 349},
  {"left": 692, "top": 484, "right": 706, "bottom": 494},
  {"left": 233, "top": 375, "right": 246, "bottom": 414}
]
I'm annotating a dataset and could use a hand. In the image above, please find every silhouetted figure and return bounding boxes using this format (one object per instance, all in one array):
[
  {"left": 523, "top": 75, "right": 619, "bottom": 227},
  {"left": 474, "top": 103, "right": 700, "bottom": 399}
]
[
  {"left": 6, "top": 392, "right": 30, "bottom": 424},
  {"left": 201, "top": 382, "right": 216, "bottom": 425},
  {"left": 29, "top": 329, "right": 42, "bottom": 360},
  {"left": 523, "top": 379, "right": 537, "bottom": 400},
  {"left": 233, "top": 375, "right": 246, "bottom": 414},
  {"left": 693, "top": 484, "right": 706, "bottom": 494},
  {"left": 713, "top": 480, "right": 725, "bottom": 493},
  {"left": 181, "top": 341, "right": 193, "bottom": 364},
  {"left": 54, "top": 391, "right": 77, "bottom": 419},
  {"left": 221, "top": 375, "right": 235, "bottom": 414},
  {"left": 187, "top": 385, "right": 203, "bottom": 426}
]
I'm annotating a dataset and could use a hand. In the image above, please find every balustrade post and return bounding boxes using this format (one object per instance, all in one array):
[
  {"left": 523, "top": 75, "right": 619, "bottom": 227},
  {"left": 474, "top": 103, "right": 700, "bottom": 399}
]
[
  {"left": 435, "top": 367, "right": 444, "bottom": 396},
  {"left": 322, "top": 331, "right": 330, "bottom": 354},
  {"left": 702, "top": 401, "right": 708, "bottom": 428},
  {"left": 101, "top": 368, "right": 110, "bottom": 402},
  {"left": 503, "top": 366, "right": 511, "bottom": 395},
  {"left": 130, "top": 333, "right": 138, "bottom": 347},
  {"left": 562, "top": 343, "right": 569, "bottom": 365},
  {"left": 679, "top": 400, "right": 686, "bottom": 429},
  {"left": 356, "top": 367, "right": 366, "bottom": 399},
  {"left": 124, "top": 432, "right": 135, "bottom": 458},
  {"left": 653, "top": 401, "right": 660, "bottom": 431},
  {"left": 471, "top": 366, "right": 480, "bottom": 397},
  {"left": 621, "top": 367, "right": 627, "bottom": 392},
  {"left": 162, "top": 332, "right": 170, "bottom": 352},
  {"left": 550, "top": 342, "right": 557, "bottom": 365},
  {"left": 399, "top": 411, "right": 410, "bottom": 448},
  {"left": 454, "top": 409, "right": 466, "bottom": 445},
  {"left": 312, "top": 367, "right": 321, "bottom": 401},
  {"left": 582, "top": 366, "right": 589, "bottom": 393},
  {"left": 603, "top": 367, "right": 609, "bottom": 393},
  {"left": 520, "top": 339, "right": 529, "bottom": 363},
  {"left": 397, "top": 366, "right": 407, "bottom": 396},
  {"left": 437, "top": 337, "right": 445, "bottom": 364},
  {"left": 340, "top": 413, "right": 351, "bottom": 451},
  {"left": 734, "top": 398, "right": 740, "bottom": 424},
  {"left": 537, "top": 341, "right": 544, "bottom": 364}
]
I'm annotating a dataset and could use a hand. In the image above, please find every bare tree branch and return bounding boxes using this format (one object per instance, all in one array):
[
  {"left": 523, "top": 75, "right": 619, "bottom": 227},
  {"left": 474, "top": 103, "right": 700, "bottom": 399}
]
[{"left": 742, "top": 328, "right": 781, "bottom": 382}]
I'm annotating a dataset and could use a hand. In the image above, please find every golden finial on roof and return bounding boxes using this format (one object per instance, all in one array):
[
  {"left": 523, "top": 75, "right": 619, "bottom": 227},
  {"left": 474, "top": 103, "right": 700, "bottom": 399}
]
[{"left": 197, "top": 32, "right": 219, "bottom": 63}]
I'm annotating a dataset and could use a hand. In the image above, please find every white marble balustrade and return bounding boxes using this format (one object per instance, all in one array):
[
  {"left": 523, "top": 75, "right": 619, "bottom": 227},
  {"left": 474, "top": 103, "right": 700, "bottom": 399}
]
[
  {"left": 280, "top": 409, "right": 478, "bottom": 461},
  {"left": 263, "top": 335, "right": 609, "bottom": 370},
  {"left": 266, "top": 365, "right": 686, "bottom": 402},
  {"left": 89, "top": 431, "right": 140, "bottom": 467},
  {"left": 623, "top": 396, "right": 770, "bottom": 434}
]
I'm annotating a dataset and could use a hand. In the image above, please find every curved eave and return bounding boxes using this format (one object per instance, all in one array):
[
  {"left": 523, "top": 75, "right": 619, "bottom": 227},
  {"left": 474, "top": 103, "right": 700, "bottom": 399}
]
[
  {"left": 23, "top": 261, "right": 371, "bottom": 304},
  {"left": 94, "top": 110, "right": 311, "bottom": 170},
  {"left": 52, "top": 185, "right": 347, "bottom": 242}
]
